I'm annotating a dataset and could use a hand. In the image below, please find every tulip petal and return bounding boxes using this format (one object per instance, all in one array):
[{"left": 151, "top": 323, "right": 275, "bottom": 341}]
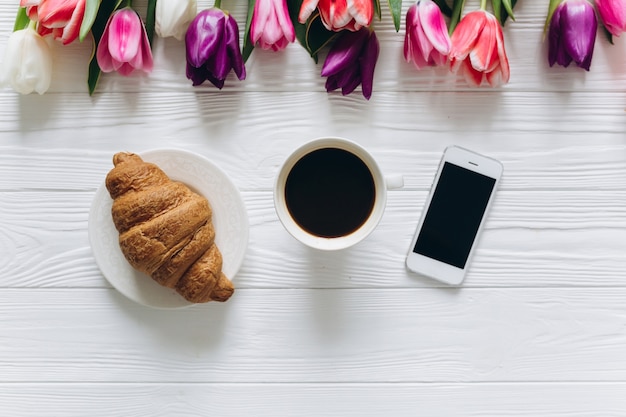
[
  {"left": 319, "top": 0, "right": 352, "bottom": 30},
  {"left": 403, "top": 4, "right": 418, "bottom": 63},
  {"left": 494, "top": 20, "right": 509, "bottom": 83},
  {"left": 450, "top": 10, "right": 487, "bottom": 62},
  {"left": 298, "top": 0, "right": 320, "bottom": 23},
  {"left": 419, "top": 0, "right": 451, "bottom": 55},
  {"left": 276, "top": 0, "right": 296, "bottom": 42},
  {"left": 96, "top": 21, "right": 115, "bottom": 72},
  {"left": 414, "top": 11, "right": 435, "bottom": 64},
  {"left": 347, "top": 0, "right": 373, "bottom": 28},
  {"left": 359, "top": 31, "right": 378, "bottom": 100},
  {"left": 251, "top": 0, "right": 272, "bottom": 44},
  {"left": 321, "top": 29, "right": 368, "bottom": 76},
  {"left": 186, "top": 62, "right": 209, "bottom": 86},
  {"left": 226, "top": 15, "right": 246, "bottom": 80},
  {"left": 561, "top": 0, "right": 597, "bottom": 70},
  {"left": 186, "top": 9, "right": 226, "bottom": 68},
  {"left": 462, "top": 59, "right": 483, "bottom": 86},
  {"left": 37, "top": 0, "right": 78, "bottom": 28},
  {"left": 595, "top": 0, "right": 626, "bottom": 36},
  {"left": 58, "top": 0, "right": 84, "bottom": 44},
  {"left": 108, "top": 9, "right": 141, "bottom": 63},
  {"left": 206, "top": 37, "right": 229, "bottom": 81},
  {"left": 156, "top": 0, "right": 197, "bottom": 40},
  {"left": 469, "top": 15, "right": 497, "bottom": 72},
  {"left": 341, "top": 71, "right": 361, "bottom": 96}
]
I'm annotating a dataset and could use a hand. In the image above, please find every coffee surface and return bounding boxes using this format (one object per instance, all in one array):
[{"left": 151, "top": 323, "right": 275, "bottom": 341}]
[{"left": 285, "top": 148, "right": 376, "bottom": 238}]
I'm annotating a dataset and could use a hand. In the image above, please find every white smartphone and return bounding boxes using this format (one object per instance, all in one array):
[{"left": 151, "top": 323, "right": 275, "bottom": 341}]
[{"left": 406, "top": 146, "right": 503, "bottom": 285}]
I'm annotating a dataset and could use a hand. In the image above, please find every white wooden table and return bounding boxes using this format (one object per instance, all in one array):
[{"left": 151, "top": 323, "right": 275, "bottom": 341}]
[{"left": 1, "top": 1, "right": 626, "bottom": 415}]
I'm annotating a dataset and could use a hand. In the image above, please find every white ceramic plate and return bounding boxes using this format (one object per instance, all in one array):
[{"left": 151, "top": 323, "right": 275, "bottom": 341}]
[{"left": 89, "top": 149, "right": 249, "bottom": 309}]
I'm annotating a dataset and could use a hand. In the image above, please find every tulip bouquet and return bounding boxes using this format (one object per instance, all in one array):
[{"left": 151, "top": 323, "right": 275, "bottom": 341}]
[{"left": 0, "top": 0, "right": 624, "bottom": 97}]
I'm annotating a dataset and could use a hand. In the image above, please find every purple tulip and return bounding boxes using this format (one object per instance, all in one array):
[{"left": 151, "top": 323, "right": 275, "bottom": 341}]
[
  {"left": 548, "top": 0, "right": 597, "bottom": 70},
  {"left": 321, "top": 28, "right": 379, "bottom": 100},
  {"left": 185, "top": 8, "right": 246, "bottom": 88}
]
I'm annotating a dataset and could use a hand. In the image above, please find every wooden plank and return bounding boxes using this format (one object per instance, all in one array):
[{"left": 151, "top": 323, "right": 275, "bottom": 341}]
[
  {"left": 1, "top": 94, "right": 625, "bottom": 192},
  {"left": 1, "top": 382, "right": 625, "bottom": 417},
  {"left": 1, "top": 189, "right": 625, "bottom": 288},
  {"left": 0, "top": 288, "right": 624, "bottom": 382},
  {"left": 0, "top": 2, "right": 624, "bottom": 94}
]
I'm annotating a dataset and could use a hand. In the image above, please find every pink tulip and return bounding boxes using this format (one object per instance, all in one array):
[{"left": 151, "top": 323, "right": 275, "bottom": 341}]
[
  {"left": 19, "top": 0, "right": 85, "bottom": 45},
  {"left": 449, "top": 10, "right": 510, "bottom": 87},
  {"left": 404, "top": 0, "right": 451, "bottom": 69},
  {"left": 299, "top": 0, "right": 373, "bottom": 32},
  {"left": 251, "top": 0, "right": 295, "bottom": 50},
  {"left": 595, "top": 0, "right": 626, "bottom": 36},
  {"left": 96, "top": 8, "right": 154, "bottom": 76}
]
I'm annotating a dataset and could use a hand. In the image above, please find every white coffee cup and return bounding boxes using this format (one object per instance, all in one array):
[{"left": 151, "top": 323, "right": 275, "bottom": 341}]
[{"left": 274, "top": 137, "right": 403, "bottom": 251}]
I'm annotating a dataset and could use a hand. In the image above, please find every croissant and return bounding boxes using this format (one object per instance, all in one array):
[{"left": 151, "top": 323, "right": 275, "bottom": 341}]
[{"left": 105, "top": 152, "right": 234, "bottom": 303}]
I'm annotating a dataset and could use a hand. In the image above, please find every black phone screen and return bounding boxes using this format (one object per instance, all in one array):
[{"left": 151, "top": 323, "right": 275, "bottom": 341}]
[{"left": 413, "top": 162, "right": 496, "bottom": 269}]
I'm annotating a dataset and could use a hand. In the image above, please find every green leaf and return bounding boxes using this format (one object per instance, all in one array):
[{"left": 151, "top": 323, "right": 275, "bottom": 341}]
[
  {"left": 387, "top": 0, "right": 402, "bottom": 32},
  {"left": 491, "top": 0, "right": 502, "bottom": 25},
  {"left": 304, "top": 14, "right": 337, "bottom": 61},
  {"left": 287, "top": 0, "right": 335, "bottom": 62},
  {"left": 80, "top": 0, "right": 101, "bottom": 41},
  {"left": 449, "top": 0, "right": 466, "bottom": 34},
  {"left": 602, "top": 25, "right": 614, "bottom": 45},
  {"left": 242, "top": 0, "right": 256, "bottom": 62},
  {"left": 13, "top": 7, "right": 30, "bottom": 31},
  {"left": 501, "top": 0, "right": 515, "bottom": 23},
  {"left": 87, "top": 0, "right": 124, "bottom": 95},
  {"left": 145, "top": 0, "right": 157, "bottom": 45},
  {"left": 432, "top": 0, "right": 453, "bottom": 17},
  {"left": 544, "top": 0, "right": 562, "bottom": 34},
  {"left": 374, "top": 0, "right": 381, "bottom": 19}
]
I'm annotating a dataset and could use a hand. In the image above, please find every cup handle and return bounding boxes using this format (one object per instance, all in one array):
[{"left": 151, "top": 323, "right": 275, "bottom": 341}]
[{"left": 385, "top": 174, "right": 404, "bottom": 190}]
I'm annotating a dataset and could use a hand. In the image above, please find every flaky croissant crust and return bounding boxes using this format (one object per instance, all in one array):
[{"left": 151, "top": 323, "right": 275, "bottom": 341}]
[{"left": 105, "top": 152, "right": 234, "bottom": 303}]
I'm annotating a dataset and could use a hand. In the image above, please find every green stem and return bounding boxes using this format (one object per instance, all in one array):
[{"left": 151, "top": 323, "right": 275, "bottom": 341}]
[
  {"left": 214, "top": 0, "right": 222, "bottom": 8},
  {"left": 28, "top": 19, "right": 36, "bottom": 30},
  {"left": 480, "top": 0, "right": 487, "bottom": 10}
]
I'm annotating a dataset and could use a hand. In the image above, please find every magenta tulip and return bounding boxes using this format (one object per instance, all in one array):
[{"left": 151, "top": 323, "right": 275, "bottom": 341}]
[
  {"left": 185, "top": 8, "right": 246, "bottom": 89},
  {"left": 321, "top": 28, "right": 379, "bottom": 100},
  {"left": 250, "top": 0, "right": 295, "bottom": 51},
  {"left": 404, "top": 0, "right": 451, "bottom": 69},
  {"left": 595, "top": 0, "right": 626, "bottom": 36},
  {"left": 96, "top": 8, "right": 154, "bottom": 76},
  {"left": 548, "top": 0, "right": 597, "bottom": 70}
]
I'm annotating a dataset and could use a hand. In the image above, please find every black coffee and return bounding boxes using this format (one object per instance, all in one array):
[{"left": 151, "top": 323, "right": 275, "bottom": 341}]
[{"left": 285, "top": 147, "right": 376, "bottom": 238}]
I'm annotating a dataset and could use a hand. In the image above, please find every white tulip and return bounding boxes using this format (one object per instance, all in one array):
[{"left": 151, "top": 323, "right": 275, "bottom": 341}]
[
  {"left": 156, "top": 0, "right": 197, "bottom": 41},
  {"left": 0, "top": 26, "right": 52, "bottom": 95}
]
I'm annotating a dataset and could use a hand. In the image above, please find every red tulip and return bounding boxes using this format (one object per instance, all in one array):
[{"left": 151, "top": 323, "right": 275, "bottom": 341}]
[
  {"left": 19, "top": 0, "right": 85, "bottom": 45},
  {"left": 299, "top": 0, "right": 373, "bottom": 32},
  {"left": 449, "top": 10, "right": 510, "bottom": 87},
  {"left": 96, "top": 8, "right": 154, "bottom": 76}
]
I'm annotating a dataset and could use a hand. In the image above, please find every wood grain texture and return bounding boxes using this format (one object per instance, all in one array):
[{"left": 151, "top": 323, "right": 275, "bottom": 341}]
[
  {"left": 1, "top": 189, "right": 625, "bottom": 288},
  {"left": 0, "top": 288, "right": 625, "bottom": 383},
  {"left": 1, "top": 0, "right": 625, "bottom": 414},
  {"left": 1, "top": 383, "right": 626, "bottom": 417}
]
